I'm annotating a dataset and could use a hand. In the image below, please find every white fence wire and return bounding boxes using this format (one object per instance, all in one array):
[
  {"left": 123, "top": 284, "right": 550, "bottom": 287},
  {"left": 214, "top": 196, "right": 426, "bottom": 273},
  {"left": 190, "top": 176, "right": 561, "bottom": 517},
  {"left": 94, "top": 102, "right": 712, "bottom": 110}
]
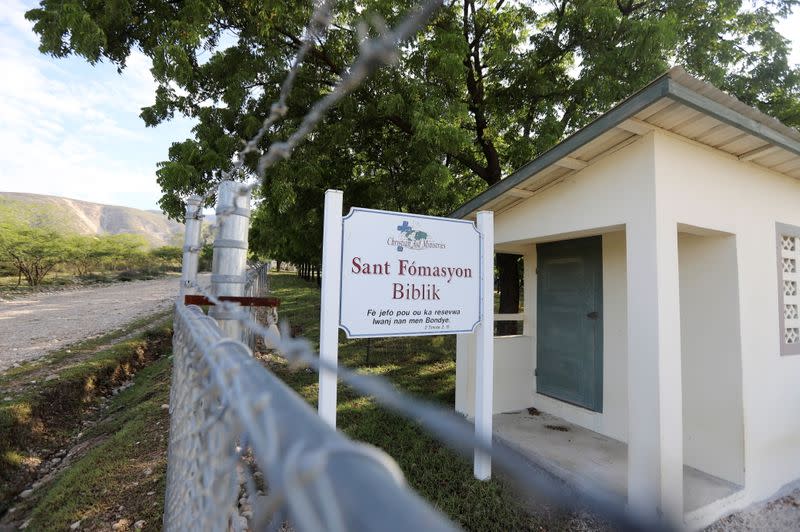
[{"left": 164, "top": 0, "right": 672, "bottom": 530}]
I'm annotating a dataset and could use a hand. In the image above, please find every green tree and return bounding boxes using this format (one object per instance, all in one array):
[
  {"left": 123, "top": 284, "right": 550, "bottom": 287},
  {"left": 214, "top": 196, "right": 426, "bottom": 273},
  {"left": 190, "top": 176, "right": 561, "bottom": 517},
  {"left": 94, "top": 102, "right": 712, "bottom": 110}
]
[
  {"left": 150, "top": 245, "right": 183, "bottom": 271},
  {"left": 65, "top": 234, "right": 102, "bottom": 276},
  {"left": 198, "top": 243, "right": 214, "bottom": 272},
  {"left": 0, "top": 222, "right": 69, "bottom": 286},
  {"left": 26, "top": 0, "right": 800, "bottom": 320},
  {"left": 94, "top": 234, "right": 149, "bottom": 271}
]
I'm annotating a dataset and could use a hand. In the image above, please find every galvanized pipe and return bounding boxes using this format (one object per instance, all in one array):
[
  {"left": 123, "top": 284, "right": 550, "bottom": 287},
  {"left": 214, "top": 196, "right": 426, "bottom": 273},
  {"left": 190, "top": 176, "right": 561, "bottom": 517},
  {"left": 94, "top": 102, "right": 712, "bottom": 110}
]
[
  {"left": 209, "top": 181, "right": 251, "bottom": 340},
  {"left": 179, "top": 195, "right": 203, "bottom": 296}
]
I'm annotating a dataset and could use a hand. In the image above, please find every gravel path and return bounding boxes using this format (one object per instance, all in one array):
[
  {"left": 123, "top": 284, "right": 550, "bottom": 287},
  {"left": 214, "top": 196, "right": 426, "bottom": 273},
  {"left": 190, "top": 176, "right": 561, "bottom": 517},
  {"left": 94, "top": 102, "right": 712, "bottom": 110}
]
[
  {"left": 0, "top": 276, "right": 207, "bottom": 371},
  {"left": 706, "top": 486, "right": 800, "bottom": 531}
]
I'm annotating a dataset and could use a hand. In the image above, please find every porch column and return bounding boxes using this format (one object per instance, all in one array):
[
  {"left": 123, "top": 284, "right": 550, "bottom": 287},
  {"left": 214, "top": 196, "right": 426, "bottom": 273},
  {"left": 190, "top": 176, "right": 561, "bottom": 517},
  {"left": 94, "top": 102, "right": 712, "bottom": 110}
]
[{"left": 626, "top": 217, "right": 683, "bottom": 521}]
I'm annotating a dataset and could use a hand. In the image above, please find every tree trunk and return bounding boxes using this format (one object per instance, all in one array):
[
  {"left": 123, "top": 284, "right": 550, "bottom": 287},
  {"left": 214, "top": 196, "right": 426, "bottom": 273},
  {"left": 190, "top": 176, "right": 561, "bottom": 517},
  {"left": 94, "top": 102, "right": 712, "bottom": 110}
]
[
  {"left": 496, "top": 253, "right": 521, "bottom": 336},
  {"left": 461, "top": 6, "right": 521, "bottom": 334}
]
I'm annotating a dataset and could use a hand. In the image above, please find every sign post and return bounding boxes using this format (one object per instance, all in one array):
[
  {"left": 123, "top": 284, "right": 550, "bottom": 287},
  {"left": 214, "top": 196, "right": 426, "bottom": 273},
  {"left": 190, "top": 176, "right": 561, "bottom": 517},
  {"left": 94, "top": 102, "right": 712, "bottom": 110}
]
[
  {"left": 319, "top": 190, "right": 495, "bottom": 478},
  {"left": 319, "top": 190, "right": 343, "bottom": 427},
  {"left": 474, "top": 211, "right": 494, "bottom": 480}
]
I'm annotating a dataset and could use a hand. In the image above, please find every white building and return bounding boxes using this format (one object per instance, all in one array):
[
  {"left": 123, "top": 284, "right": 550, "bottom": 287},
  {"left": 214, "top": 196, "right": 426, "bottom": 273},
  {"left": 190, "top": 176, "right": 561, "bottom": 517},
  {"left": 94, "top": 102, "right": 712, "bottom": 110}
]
[{"left": 453, "top": 66, "right": 800, "bottom": 529}]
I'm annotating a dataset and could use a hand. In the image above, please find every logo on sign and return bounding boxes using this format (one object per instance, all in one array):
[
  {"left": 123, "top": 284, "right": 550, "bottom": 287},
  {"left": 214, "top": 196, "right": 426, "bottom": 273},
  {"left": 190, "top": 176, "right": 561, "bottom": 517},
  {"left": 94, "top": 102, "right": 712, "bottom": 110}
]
[{"left": 387, "top": 220, "right": 446, "bottom": 251}]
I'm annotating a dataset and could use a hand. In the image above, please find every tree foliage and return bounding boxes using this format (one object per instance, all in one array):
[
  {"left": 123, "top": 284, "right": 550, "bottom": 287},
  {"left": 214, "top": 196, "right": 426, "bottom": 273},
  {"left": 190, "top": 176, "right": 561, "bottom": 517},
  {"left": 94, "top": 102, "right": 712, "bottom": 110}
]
[
  {"left": 65, "top": 234, "right": 150, "bottom": 275},
  {"left": 25, "top": 0, "right": 800, "bottom": 300},
  {"left": 0, "top": 224, "right": 179, "bottom": 286},
  {"left": 0, "top": 222, "right": 68, "bottom": 286},
  {"left": 150, "top": 245, "right": 183, "bottom": 267}
]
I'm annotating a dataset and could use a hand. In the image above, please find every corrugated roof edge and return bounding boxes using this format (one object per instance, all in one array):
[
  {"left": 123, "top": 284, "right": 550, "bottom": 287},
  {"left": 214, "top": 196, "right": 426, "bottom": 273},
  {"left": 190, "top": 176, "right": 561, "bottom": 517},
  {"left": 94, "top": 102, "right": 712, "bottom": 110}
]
[{"left": 451, "top": 66, "right": 800, "bottom": 219}]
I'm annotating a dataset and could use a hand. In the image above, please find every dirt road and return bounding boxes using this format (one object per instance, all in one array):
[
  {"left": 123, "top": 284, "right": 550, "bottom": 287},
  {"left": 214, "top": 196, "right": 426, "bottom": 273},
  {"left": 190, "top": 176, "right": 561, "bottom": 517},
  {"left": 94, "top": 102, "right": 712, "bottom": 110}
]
[{"left": 0, "top": 276, "right": 206, "bottom": 371}]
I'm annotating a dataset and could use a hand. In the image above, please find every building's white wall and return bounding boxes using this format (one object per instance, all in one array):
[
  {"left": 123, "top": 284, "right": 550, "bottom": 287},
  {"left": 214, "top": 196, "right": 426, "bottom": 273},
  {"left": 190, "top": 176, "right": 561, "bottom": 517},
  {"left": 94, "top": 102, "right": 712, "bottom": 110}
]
[
  {"left": 455, "top": 334, "right": 533, "bottom": 416},
  {"left": 456, "top": 132, "right": 652, "bottom": 438},
  {"left": 601, "top": 232, "right": 629, "bottom": 440},
  {"left": 493, "top": 136, "right": 655, "bottom": 245},
  {"left": 626, "top": 145, "right": 686, "bottom": 517},
  {"left": 655, "top": 130, "right": 800, "bottom": 509},
  {"left": 678, "top": 232, "right": 745, "bottom": 486},
  {"left": 457, "top": 128, "right": 800, "bottom": 521},
  {"left": 459, "top": 133, "right": 686, "bottom": 516}
]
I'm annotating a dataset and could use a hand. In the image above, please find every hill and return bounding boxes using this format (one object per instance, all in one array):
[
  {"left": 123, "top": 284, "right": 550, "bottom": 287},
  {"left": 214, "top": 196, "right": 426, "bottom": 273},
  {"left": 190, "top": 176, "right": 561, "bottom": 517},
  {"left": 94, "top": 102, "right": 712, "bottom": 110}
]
[{"left": 0, "top": 192, "right": 184, "bottom": 248}]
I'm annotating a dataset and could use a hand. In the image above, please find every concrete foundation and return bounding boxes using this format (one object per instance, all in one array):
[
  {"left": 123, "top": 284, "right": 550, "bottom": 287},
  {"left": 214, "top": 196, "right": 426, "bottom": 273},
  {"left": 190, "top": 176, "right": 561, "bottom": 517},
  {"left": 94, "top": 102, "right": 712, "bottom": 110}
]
[{"left": 493, "top": 409, "right": 742, "bottom": 517}]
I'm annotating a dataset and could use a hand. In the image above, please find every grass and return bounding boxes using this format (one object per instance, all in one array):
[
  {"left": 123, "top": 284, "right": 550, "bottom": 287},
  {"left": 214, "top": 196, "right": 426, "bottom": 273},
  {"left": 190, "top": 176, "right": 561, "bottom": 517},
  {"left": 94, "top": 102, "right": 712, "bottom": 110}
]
[
  {"left": 0, "top": 318, "right": 173, "bottom": 520},
  {"left": 263, "top": 273, "right": 573, "bottom": 531}
]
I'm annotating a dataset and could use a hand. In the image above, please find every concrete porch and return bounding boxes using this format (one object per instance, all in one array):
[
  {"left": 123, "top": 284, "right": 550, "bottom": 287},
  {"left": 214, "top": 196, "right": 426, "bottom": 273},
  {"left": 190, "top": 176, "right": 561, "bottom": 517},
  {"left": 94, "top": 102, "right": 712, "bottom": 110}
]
[{"left": 494, "top": 409, "right": 743, "bottom": 515}]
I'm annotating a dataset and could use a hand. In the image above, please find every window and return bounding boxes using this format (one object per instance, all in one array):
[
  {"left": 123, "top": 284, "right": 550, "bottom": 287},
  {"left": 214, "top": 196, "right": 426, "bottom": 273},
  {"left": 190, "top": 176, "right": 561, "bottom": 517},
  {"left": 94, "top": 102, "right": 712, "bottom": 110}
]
[{"left": 778, "top": 224, "right": 800, "bottom": 355}]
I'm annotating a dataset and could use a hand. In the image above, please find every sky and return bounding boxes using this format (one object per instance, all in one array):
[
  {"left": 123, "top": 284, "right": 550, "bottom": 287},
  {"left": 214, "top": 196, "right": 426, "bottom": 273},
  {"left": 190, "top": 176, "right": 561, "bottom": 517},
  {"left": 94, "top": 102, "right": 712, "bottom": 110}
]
[
  {"left": 0, "top": 0, "right": 196, "bottom": 211},
  {"left": 0, "top": 2, "right": 798, "bottom": 213}
]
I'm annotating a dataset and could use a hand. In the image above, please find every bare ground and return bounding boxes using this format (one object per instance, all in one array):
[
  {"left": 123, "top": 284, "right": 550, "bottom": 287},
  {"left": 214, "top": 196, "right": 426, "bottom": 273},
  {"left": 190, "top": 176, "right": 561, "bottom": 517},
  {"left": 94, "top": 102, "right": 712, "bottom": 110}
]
[{"left": 0, "top": 276, "right": 206, "bottom": 371}]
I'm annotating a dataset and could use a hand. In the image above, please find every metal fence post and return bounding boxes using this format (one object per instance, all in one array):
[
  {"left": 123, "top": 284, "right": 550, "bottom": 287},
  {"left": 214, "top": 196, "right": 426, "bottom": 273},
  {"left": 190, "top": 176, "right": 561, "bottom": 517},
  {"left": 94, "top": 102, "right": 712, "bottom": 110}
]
[
  {"left": 180, "top": 195, "right": 203, "bottom": 296},
  {"left": 209, "top": 181, "right": 251, "bottom": 340}
]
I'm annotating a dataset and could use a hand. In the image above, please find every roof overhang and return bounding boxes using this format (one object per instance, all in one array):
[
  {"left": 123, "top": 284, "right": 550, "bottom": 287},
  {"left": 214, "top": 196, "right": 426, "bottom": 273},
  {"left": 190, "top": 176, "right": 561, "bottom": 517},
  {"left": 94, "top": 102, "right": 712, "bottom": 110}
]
[{"left": 452, "top": 66, "right": 800, "bottom": 220}]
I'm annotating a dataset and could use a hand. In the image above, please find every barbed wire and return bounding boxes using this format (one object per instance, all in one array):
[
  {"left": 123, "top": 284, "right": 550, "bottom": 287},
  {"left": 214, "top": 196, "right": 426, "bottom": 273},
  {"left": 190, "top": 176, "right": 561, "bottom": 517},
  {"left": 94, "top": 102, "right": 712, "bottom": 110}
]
[
  {"left": 169, "top": 1, "right": 674, "bottom": 530},
  {"left": 193, "top": 0, "right": 446, "bottom": 211},
  {"left": 246, "top": 0, "right": 444, "bottom": 185}
]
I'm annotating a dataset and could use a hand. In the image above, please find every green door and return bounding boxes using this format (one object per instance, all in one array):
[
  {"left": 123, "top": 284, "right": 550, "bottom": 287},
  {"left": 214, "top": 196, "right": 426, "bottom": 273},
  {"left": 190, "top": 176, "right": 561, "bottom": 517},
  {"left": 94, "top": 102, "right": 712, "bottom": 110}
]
[{"left": 536, "top": 236, "right": 603, "bottom": 412}]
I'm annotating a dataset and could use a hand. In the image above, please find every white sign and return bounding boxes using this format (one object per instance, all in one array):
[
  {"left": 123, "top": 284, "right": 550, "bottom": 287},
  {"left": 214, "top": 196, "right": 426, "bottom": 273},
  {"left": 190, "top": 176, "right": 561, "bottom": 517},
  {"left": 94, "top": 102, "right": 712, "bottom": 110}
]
[
  {"left": 339, "top": 208, "right": 481, "bottom": 337},
  {"left": 319, "top": 192, "right": 494, "bottom": 480}
]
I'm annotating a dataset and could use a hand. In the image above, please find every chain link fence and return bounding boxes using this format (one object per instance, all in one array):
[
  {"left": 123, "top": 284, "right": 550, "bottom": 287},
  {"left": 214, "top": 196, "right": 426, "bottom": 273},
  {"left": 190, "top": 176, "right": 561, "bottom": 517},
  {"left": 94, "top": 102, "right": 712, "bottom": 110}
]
[{"left": 165, "top": 302, "right": 458, "bottom": 531}]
